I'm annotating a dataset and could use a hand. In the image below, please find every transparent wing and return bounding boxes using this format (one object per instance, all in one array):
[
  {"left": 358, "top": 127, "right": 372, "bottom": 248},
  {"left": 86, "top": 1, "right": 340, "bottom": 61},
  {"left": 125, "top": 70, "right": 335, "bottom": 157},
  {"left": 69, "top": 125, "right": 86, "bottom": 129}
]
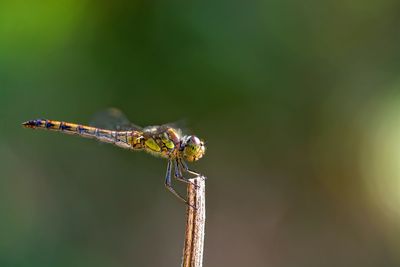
[
  {"left": 141, "top": 119, "right": 192, "bottom": 138},
  {"left": 89, "top": 108, "right": 142, "bottom": 131},
  {"left": 163, "top": 119, "right": 192, "bottom": 135},
  {"left": 151, "top": 119, "right": 193, "bottom": 136}
]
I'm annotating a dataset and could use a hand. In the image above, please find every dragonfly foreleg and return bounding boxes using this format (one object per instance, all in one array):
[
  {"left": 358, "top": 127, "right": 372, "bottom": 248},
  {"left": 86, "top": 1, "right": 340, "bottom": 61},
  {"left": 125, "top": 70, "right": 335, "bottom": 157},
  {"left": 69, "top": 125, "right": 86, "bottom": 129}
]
[
  {"left": 174, "top": 159, "right": 198, "bottom": 189},
  {"left": 165, "top": 160, "right": 195, "bottom": 208},
  {"left": 178, "top": 158, "right": 203, "bottom": 178}
]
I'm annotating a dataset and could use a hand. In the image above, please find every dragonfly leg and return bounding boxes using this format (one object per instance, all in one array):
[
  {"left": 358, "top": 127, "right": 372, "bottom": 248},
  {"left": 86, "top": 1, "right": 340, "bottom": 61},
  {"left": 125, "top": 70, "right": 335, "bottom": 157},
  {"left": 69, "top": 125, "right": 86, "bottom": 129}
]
[
  {"left": 165, "top": 160, "right": 196, "bottom": 208},
  {"left": 179, "top": 158, "right": 205, "bottom": 179},
  {"left": 174, "top": 159, "right": 198, "bottom": 189}
]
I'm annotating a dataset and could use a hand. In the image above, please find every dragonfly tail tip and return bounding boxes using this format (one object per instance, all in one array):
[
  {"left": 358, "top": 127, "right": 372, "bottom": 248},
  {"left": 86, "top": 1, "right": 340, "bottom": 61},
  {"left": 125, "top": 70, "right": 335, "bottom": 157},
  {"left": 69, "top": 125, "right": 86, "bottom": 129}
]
[{"left": 22, "top": 120, "right": 36, "bottom": 128}]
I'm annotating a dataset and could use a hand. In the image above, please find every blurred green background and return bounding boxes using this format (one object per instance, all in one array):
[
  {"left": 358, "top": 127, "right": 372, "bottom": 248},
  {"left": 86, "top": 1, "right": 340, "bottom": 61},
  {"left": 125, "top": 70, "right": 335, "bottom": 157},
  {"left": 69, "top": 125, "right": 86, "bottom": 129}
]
[{"left": 1, "top": 1, "right": 400, "bottom": 266}]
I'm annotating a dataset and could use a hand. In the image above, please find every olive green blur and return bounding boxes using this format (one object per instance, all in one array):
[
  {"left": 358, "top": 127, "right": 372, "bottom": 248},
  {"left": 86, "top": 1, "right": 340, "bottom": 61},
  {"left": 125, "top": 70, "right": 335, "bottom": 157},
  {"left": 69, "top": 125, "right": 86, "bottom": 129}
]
[{"left": 1, "top": 1, "right": 400, "bottom": 267}]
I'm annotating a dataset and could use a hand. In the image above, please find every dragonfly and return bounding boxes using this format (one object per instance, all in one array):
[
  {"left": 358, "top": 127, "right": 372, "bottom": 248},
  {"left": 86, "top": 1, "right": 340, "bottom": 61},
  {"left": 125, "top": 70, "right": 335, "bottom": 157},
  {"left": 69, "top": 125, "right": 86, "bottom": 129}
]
[{"left": 22, "top": 109, "right": 206, "bottom": 205}]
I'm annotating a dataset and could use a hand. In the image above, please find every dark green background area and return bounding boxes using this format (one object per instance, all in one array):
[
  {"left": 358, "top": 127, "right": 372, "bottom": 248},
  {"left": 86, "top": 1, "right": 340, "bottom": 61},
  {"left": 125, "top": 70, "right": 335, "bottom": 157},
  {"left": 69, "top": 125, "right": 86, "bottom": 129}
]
[{"left": 1, "top": 1, "right": 400, "bottom": 266}]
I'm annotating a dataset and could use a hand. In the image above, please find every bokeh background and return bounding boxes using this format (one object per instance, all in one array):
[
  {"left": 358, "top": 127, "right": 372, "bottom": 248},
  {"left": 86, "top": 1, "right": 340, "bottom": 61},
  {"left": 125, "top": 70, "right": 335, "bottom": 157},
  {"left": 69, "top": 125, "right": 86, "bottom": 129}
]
[{"left": 1, "top": 1, "right": 400, "bottom": 266}]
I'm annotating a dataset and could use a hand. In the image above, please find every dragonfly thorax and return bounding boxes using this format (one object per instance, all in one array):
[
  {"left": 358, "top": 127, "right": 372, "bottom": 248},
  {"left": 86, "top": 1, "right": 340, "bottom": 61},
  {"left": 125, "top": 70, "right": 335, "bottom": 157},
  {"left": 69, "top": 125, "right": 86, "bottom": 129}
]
[{"left": 180, "top": 135, "right": 206, "bottom": 162}]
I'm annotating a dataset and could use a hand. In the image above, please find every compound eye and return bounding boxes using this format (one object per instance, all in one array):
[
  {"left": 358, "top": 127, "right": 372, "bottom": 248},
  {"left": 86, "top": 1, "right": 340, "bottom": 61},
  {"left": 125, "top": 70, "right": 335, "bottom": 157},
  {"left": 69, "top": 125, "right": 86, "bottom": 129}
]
[{"left": 189, "top": 136, "right": 201, "bottom": 146}]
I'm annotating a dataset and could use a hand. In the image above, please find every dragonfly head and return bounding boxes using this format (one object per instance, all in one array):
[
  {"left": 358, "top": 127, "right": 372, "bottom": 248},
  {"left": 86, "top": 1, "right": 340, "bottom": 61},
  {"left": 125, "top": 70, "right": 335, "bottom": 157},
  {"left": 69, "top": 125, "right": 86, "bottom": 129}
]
[{"left": 181, "top": 135, "right": 206, "bottom": 162}]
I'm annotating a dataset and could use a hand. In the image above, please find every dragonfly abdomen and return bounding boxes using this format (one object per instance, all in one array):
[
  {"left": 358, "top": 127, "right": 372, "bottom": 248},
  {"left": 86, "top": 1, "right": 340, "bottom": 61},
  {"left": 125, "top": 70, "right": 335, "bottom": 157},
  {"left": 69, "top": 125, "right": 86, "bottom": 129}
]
[{"left": 22, "top": 119, "right": 142, "bottom": 149}]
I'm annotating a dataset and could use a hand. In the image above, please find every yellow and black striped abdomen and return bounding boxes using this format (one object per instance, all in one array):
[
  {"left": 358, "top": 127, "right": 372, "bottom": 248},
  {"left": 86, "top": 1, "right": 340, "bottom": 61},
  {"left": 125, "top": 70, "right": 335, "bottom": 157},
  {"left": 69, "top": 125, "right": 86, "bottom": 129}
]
[{"left": 22, "top": 119, "right": 143, "bottom": 149}]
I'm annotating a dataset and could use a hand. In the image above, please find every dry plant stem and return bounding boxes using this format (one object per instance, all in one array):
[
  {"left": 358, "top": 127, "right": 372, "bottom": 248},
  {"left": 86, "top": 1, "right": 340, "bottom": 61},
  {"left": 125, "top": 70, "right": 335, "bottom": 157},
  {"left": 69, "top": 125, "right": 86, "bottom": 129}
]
[{"left": 182, "top": 176, "right": 206, "bottom": 267}]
